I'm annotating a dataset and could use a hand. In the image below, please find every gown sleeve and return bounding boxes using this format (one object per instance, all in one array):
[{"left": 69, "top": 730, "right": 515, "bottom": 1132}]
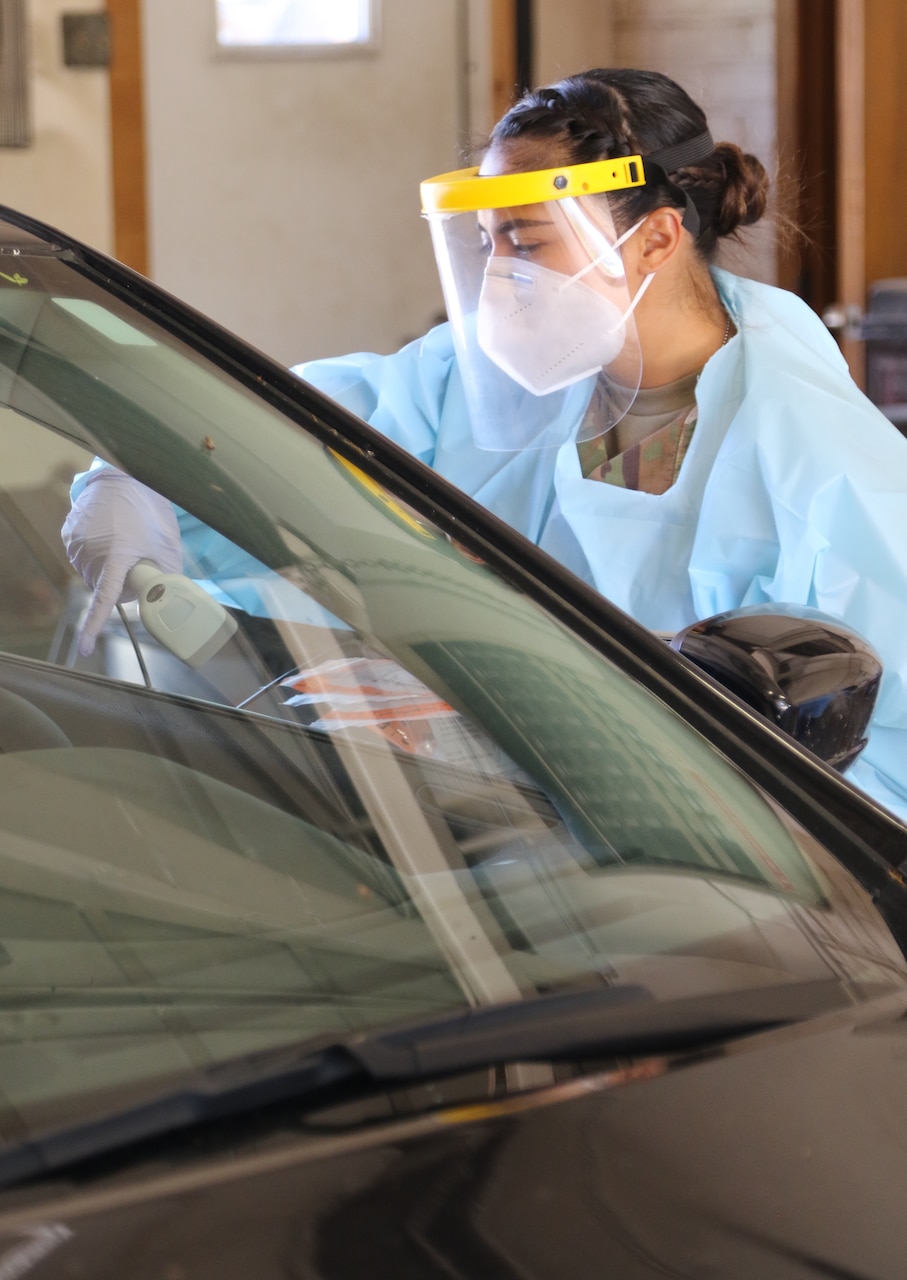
[
  {"left": 291, "top": 322, "right": 457, "bottom": 465},
  {"left": 70, "top": 328, "right": 458, "bottom": 624}
]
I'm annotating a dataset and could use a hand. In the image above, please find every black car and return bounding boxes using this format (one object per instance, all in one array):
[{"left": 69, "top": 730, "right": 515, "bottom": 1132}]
[{"left": 0, "top": 205, "right": 904, "bottom": 1278}]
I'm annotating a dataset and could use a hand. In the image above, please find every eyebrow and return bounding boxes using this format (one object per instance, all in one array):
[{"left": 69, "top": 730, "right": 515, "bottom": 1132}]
[{"left": 478, "top": 214, "right": 556, "bottom": 237}]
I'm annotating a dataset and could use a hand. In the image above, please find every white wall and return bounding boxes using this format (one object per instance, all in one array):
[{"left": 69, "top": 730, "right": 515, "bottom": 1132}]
[
  {"left": 534, "top": 0, "right": 615, "bottom": 86},
  {"left": 532, "top": 0, "right": 778, "bottom": 284},
  {"left": 612, "top": 0, "right": 776, "bottom": 160},
  {"left": 141, "top": 0, "right": 490, "bottom": 366},
  {"left": 0, "top": 0, "right": 780, "bottom": 365},
  {"left": 0, "top": 0, "right": 112, "bottom": 250},
  {"left": 612, "top": 0, "right": 778, "bottom": 282}
]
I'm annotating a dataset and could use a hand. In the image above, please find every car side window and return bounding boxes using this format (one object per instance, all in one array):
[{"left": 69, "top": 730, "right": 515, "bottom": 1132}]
[{"left": 0, "top": 408, "right": 833, "bottom": 906}]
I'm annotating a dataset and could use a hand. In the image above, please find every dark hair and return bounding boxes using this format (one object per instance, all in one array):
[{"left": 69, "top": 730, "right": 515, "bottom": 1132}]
[{"left": 488, "top": 68, "right": 769, "bottom": 259}]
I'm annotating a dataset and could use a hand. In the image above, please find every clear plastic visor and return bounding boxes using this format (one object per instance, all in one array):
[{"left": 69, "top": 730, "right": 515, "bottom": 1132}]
[{"left": 426, "top": 193, "right": 644, "bottom": 451}]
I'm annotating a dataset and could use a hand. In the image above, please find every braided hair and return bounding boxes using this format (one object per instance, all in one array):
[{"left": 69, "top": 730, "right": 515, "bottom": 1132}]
[{"left": 489, "top": 69, "right": 768, "bottom": 259}]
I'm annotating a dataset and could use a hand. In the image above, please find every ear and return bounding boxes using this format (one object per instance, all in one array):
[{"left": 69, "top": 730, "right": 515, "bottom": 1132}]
[{"left": 636, "top": 206, "right": 686, "bottom": 273}]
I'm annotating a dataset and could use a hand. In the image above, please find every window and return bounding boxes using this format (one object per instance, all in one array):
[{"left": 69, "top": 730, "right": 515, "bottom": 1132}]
[
  {"left": 0, "top": 207, "right": 903, "bottom": 1135},
  {"left": 215, "top": 0, "right": 378, "bottom": 56}
]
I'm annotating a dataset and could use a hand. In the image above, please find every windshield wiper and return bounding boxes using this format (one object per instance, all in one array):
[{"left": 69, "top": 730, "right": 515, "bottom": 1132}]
[{"left": 0, "top": 977, "right": 858, "bottom": 1187}]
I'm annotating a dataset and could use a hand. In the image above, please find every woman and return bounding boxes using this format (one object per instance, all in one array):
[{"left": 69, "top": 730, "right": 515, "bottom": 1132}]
[{"left": 65, "top": 68, "right": 907, "bottom": 821}]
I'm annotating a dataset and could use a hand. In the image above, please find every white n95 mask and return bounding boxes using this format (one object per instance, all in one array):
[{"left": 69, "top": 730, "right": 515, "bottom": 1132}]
[
  {"left": 476, "top": 254, "right": 653, "bottom": 397},
  {"left": 475, "top": 211, "right": 651, "bottom": 398},
  {"left": 477, "top": 259, "right": 618, "bottom": 395}
]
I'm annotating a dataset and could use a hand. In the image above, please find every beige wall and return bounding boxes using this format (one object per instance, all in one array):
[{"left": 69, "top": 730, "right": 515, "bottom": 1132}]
[
  {"left": 141, "top": 0, "right": 491, "bottom": 366},
  {"left": 0, "top": 0, "right": 112, "bottom": 251},
  {"left": 613, "top": 0, "right": 778, "bottom": 282},
  {"left": 0, "top": 0, "right": 779, "bottom": 365},
  {"left": 533, "top": 0, "right": 778, "bottom": 284},
  {"left": 534, "top": 0, "right": 615, "bottom": 85}
]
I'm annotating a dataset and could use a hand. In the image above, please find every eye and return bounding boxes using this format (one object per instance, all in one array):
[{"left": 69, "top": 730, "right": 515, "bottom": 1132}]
[{"left": 508, "top": 236, "right": 543, "bottom": 259}]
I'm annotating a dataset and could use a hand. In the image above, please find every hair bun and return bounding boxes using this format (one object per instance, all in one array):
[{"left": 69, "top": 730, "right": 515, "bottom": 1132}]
[{"left": 712, "top": 142, "right": 769, "bottom": 237}]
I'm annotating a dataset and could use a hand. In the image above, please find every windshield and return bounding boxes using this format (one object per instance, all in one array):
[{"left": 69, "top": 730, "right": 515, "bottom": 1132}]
[{"left": 0, "top": 213, "right": 903, "bottom": 1139}]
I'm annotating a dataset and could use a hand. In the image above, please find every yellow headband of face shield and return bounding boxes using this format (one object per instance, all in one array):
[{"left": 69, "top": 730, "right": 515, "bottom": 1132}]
[{"left": 420, "top": 155, "right": 646, "bottom": 215}]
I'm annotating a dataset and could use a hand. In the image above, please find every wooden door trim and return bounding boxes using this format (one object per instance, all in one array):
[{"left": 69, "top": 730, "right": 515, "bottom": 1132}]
[
  {"left": 836, "top": 0, "right": 865, "bottom": 384},
  {"left": 106, "top": 0, "right": 148, "bottom": 275},
  {"left": 774, "top": 0, "right": 800, "bottom": 294},
  {"left": 491, "top": 0, "right": 518, "bottom": 124},
  {"left": 491, "top": 0, "right": 533, "bottom": 124}
]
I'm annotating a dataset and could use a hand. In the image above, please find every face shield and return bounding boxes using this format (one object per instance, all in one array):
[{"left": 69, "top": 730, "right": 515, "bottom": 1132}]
[{"left": 421, "top": 155, "right": 652, "bottom": 451}]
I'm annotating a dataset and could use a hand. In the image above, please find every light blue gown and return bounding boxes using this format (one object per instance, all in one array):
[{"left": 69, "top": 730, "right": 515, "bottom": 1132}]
[
  {"left": 293, "top": 268, "right": 907, "bottom": 824},
  {"left": 70, "top": 268, "right": 907, "bottom": 824}
]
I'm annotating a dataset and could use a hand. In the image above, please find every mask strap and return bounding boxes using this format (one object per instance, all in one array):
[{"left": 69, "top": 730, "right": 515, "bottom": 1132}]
[
  {"left": 599, "top": 269, "right": 654, "bottom": 340},
  {"left": 560, "top": 216, "right": 647, "bottom": 290},
  {"left": 621, "top": 268, "right": 655, "bottom": 324}
]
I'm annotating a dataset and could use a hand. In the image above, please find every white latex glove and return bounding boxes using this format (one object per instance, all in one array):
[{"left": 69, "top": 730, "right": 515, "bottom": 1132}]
[{"left": 62, "top": 468, "right": 183, "bottom": 656}]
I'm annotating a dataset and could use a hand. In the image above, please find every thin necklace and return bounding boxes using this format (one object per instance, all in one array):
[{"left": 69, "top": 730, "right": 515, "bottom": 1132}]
[{"left": 695, "top": 311, "right": 733, "bottom": 387}]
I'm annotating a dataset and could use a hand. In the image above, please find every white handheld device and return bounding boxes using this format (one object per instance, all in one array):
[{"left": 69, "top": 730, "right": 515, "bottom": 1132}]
[{"left": 127, "top": 561, "right": 238, "bottom": 668}]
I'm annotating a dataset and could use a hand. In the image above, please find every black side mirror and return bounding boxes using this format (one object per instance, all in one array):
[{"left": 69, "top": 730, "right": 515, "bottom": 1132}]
[{"left": 670, "top": 604, "right": 883, "bottom": 772}]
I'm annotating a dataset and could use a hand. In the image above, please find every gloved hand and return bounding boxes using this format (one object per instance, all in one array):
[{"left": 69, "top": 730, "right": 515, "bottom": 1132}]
[{"left": 62, "top": 467, "right": 183, "bottom": 656}]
